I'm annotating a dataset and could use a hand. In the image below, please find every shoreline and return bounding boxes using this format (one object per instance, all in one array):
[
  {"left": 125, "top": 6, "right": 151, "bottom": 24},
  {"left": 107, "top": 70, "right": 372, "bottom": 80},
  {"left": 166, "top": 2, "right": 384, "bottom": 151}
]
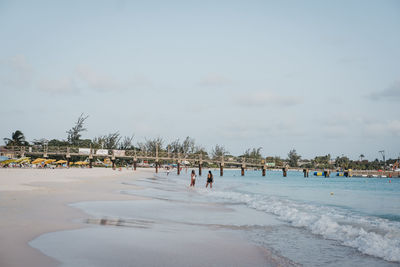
[
  {"left": 0, "top": 168, "right": 152, "bottom": 267},
  {"left": 25, "top": 169, "right": 292, "bottom": 267}
]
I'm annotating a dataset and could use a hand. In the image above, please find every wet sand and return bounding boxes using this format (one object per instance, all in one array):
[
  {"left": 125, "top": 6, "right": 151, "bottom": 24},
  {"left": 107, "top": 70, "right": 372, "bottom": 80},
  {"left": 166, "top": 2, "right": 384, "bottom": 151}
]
[{"left": 0, "top": 168, "right": 145, "bottom": 267}]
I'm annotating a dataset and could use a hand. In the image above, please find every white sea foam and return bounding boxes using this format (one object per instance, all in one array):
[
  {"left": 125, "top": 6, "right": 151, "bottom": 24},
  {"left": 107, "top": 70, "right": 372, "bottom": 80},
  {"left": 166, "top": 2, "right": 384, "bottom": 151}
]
[{"left": 206, "top": 190, "right": 400, "bottom": 262}]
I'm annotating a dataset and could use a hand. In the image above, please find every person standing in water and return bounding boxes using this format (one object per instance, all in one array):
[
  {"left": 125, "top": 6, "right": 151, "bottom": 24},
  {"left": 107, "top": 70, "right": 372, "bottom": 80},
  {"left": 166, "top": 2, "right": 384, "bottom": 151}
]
[
  {"left": 206, "top": 170, "right": 213, "bottom": 188},
  {"left": 190, "top": 170, "right": 196, "bottom": 187}
]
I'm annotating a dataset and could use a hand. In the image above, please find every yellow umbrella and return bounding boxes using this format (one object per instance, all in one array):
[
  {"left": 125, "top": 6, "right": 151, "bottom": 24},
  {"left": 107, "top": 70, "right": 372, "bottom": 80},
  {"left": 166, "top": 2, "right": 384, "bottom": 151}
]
[
  {"left": 44, "top": 159, "right": 56, "bottom": 164},
  {"left": 22, "top": 159, "right": 31, "bottom": 164},
  {"left": 0, "top": 159, "right": 17, "bottom": 165},
  {"left": 32, "top": 158, "right": 46, "bottom": 164},
  {"left": 15, "top": 157, "right": 30, "bottom": 163},
  {"left": 18, "top": 158, "right": 31, "bottom": 164},
  {"left": 74, "top": 161, "right": 89, "bottom": 165},
  {"left": 55, "top": 160, "right": 67, "bottom": 164}
]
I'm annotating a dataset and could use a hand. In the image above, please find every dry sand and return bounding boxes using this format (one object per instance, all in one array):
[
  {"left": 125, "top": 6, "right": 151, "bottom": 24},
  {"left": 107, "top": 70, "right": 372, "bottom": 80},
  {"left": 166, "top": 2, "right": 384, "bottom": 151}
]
[{"left": 0, "top": 167, "right": 149, "bottom": 267}]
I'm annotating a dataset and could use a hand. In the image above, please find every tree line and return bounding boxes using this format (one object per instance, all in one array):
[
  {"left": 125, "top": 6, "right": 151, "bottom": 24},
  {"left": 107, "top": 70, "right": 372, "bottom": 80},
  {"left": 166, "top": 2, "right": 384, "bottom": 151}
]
[{"left": 3, "top": 114, "right": 397, "bottom": 170}]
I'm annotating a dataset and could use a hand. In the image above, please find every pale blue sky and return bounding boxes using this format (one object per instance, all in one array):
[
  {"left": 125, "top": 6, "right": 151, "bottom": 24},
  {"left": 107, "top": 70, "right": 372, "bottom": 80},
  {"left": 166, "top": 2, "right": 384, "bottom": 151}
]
[{"left": 1, "top": 0, "right": 399, "bottom": 160}]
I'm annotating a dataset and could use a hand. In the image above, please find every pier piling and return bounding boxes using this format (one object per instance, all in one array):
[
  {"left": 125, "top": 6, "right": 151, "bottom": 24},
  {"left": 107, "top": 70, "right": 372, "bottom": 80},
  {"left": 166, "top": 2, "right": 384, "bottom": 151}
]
[
  {"left": 241, "top": 158, "right": 246, "bottom": 176},
  {"left": 155, "top": 146, "right": 159, "bottom": 173},
  {"left": 89, "top": 148, "right": 93, "bottom": 168},
  {"left": 282, "top": 166, "right": 288, "bottom": 177},
  {"left": 112, "top": 152, "right": 116, "bottom": 170},
  {"left": 262, "top": 165, "right": 266, "bottom": 176},
  {"left": 199, "top": 154, "right": 202, "bottom": 176},
  {"left": 66, "top": 147, "right": 71, "bottom": 168},
  {"left": 198, "top": 163, "right": 202, "bottom": 176},
  {"left": 220, "top": 163, "right": 224, "bottom": 176}
]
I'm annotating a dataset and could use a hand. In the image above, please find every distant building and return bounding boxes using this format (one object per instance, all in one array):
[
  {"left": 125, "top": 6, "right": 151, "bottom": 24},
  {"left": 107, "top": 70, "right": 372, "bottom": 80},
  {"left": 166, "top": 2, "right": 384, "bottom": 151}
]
[{"left": 0, "top": 146, "right": 13, "bottom": 158}]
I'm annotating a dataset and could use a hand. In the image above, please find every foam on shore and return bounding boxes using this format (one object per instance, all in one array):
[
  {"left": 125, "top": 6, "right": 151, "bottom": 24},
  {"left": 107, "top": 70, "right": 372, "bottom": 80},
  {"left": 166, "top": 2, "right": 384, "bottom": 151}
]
[{"left": 206, "top": 190, "right": 400, "bottom": 262}]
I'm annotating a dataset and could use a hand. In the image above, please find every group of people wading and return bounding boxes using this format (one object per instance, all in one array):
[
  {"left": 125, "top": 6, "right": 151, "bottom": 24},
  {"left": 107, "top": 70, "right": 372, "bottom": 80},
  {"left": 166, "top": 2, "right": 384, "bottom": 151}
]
[{"left": 190, "top": 170, "right": 213, "bottom": 188}]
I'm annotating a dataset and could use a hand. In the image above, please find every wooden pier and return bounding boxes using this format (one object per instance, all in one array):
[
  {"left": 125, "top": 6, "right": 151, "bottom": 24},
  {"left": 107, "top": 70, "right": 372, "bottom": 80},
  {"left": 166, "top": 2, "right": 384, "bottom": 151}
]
[
  {"left": 4, "top": 146, "right": 399, "bottom": 178},
  {"left": 5, "top": 146, "right": 275, "bottom": 177}
]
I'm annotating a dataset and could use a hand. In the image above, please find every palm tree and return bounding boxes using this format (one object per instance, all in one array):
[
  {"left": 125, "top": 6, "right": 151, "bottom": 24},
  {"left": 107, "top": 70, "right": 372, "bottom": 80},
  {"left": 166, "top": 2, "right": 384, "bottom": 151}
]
[
  {"left": 3, "top": 130, "right": 28, "bottom": 146},
  {"left": 359, "top": 154, "right": 365, "bottom": 162}
]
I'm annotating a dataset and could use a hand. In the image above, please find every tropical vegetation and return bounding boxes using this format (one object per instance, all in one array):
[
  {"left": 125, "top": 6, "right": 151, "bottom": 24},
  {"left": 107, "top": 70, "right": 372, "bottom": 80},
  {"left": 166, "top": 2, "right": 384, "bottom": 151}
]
[{"left": 2, "top": 114, "right": 398, "bottom": 170}]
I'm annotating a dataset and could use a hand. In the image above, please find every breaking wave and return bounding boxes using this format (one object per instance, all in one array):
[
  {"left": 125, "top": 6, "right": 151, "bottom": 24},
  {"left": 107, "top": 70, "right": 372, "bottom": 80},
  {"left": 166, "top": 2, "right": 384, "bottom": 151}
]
[{"left": 206, "top": 190, "right": 400, "bottom": 262}]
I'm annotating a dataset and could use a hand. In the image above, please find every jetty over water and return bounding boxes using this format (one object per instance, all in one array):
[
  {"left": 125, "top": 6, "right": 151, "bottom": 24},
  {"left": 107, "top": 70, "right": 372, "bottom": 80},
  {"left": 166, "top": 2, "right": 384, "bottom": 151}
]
[{"left": 3, "top": 146, "right": 399, "bottom": 178}]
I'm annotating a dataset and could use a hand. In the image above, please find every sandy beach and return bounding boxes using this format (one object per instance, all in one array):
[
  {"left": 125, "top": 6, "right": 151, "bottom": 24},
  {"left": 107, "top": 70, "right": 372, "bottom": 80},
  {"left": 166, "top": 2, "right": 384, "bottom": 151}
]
[
  {"left": 0, "top": 168, "right": 279, "bottom": 267},
  {"left": 0, "top": 168, "right": 147, "bottom": 267}
]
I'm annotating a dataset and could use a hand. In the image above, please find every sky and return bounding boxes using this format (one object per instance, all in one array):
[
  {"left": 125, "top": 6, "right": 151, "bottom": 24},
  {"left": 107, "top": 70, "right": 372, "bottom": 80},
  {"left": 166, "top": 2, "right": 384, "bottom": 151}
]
[{"left": 0, "top": 0, "right": 399, "bottom": 160}]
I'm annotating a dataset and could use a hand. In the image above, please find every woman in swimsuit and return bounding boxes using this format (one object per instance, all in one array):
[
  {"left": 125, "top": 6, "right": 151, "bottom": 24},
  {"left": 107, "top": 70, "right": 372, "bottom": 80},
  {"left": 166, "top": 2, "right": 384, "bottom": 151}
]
[
  {"left": 206, "top": 170, "right": 213, "bottom": 188},
  {"left": 190, "top": 170, "right": 196, "bottom": 187}
]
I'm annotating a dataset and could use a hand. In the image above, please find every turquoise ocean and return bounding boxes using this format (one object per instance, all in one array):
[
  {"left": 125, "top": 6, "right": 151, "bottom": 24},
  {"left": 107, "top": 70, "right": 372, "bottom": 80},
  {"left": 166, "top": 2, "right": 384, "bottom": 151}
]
[{"left": 129, "top": 169, "right": 400, "bottom": 265}]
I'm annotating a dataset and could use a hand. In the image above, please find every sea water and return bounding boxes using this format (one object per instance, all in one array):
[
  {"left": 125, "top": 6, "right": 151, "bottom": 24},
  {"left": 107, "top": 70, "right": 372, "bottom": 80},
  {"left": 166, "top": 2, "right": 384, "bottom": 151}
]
[
  {"left": 215, "top": 170, "right": 400, "bottom": 264},
  {"left": 30, "top": 169, "right": 400, "bottom": 266},
  {"left": 124, "top": 169, "right": 400, "bottom": 266}
]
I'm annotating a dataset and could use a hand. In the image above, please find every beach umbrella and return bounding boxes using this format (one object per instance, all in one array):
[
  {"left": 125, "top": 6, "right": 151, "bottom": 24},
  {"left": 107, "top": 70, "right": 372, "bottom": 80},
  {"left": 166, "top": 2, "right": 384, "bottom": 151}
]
[
  {"left": 0, "top": 159, "right": 17, "bottom": 165},
  {"left": 20, "top": 158, "right": 31, "bottom": 164},
  {"left": 55, "top": 160, "right": 67, "bottom": 164},
  {"left": 31, "top": 158, "right": 46, "bottom": 164},
  {"left": 74, "top": 161, "right": 89, "bottom": 166},
  {"left": 44, "top": 159, "right": 56, "bottom": 164},
  {"left": 15, "top": 157, "right": 31, "bottom": 164},
  {"left": 15, "top": 157, "right": 30, "bottom": 163}
]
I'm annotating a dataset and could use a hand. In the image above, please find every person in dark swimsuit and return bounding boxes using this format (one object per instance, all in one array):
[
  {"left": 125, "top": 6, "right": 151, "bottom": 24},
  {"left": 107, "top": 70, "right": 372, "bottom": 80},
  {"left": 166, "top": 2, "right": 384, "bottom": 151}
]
[{"left": 206, "top": 170, "right": 213, "bottom": 188}]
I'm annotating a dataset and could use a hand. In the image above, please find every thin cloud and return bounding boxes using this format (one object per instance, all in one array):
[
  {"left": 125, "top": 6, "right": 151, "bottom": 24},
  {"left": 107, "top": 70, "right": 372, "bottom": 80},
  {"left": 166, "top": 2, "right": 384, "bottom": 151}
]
[
  {"left": 77, "top": 65, "right": 152, "bottom": 92},
  {"left": 360, "top": 119, "right": 400, "bottom": 138},
  {"left": 235, "top": 91, "right": 302, "bottom": 107},
  {"left": 37, "top": 77, "right": 80, "bottom": 94},
  {"left": 220, "top": 119, "right": 305, "bottom": 140},
  {"left": 321, "top": 125, "right": 348, "bottom": 139},
  {"left": 198, "top": 73, "right": 232, "bottom": 87},
  {"left": 77, "top": 65, "right": 123, "bottom": 92},
  {"left": 369, "top": 81, "right": 400, "bottom": 101},
  {"left": 0, "top": 54, "right": 33, "bottom": 88}
]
